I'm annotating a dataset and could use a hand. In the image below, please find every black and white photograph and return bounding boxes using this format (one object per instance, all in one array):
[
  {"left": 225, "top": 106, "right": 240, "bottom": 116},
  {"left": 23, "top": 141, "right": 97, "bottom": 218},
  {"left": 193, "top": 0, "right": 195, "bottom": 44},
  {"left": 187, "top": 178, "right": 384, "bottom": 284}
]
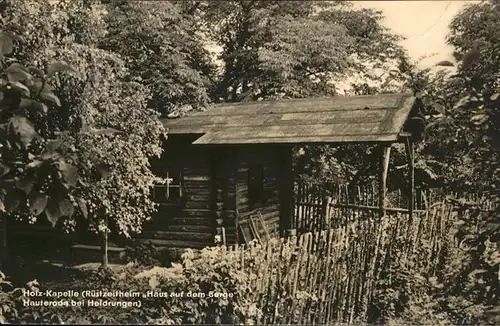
[{"left": 0, "top": 0, "right": 498, "bottom": 324}]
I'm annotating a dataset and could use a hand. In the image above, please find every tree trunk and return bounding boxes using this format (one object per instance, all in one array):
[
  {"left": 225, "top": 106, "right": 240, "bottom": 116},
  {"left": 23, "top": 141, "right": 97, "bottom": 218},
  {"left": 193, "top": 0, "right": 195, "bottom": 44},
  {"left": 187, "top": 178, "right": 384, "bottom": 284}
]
[{"left": 101, "top": 216, "right": 108, "bottom": 268}]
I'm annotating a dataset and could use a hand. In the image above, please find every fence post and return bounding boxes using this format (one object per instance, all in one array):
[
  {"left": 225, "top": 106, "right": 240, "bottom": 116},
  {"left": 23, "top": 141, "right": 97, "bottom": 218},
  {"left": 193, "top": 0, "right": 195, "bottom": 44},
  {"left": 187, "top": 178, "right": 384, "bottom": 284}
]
[{"left": 322, "top": 196, "right": 332, "bottom": 229}]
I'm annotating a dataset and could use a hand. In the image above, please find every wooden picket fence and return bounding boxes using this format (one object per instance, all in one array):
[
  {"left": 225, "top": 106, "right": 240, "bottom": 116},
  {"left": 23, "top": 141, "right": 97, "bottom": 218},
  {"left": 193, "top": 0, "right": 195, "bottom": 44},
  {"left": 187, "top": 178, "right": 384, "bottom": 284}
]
[
  {"left": 293, "top": 182, "right": 495, "bottom": 234},
  {"left": 223, "top": 183, "right": 497, "bottom": 324}
]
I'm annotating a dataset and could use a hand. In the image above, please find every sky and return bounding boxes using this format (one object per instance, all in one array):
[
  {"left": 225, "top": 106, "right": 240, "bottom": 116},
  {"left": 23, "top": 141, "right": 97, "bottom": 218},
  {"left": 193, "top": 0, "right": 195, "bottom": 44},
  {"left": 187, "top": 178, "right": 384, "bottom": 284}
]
[{"left": 354, "top": 1, "right": 480, "bottom": 68}]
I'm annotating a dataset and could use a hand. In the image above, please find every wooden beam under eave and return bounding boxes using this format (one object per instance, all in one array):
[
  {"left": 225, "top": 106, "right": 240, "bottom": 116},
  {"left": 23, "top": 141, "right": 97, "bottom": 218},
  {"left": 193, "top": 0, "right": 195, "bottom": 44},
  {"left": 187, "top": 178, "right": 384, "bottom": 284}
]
[
  {"left": 404, "top": 138, "right": 415, "bottom": 222},
  {"left": 397, "top": 131, "right": 412, "bottom": 143},
  {"left": 378, "top": 145, "right": 392, "bottom": 218}
]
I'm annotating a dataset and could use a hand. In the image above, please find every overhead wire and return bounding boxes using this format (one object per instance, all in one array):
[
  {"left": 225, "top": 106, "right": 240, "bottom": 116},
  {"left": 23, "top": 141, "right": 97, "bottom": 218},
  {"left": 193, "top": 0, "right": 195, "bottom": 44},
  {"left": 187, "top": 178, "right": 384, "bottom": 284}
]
[{"left": 402, "top": 1, "right": 452, "bottom": 42}]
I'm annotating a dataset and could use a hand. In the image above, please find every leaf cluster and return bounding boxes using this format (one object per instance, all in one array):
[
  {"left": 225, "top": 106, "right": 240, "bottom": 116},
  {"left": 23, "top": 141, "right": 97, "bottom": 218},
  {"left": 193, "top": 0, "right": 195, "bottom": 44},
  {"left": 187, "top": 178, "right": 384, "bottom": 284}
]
[{"left": 0, "top": 34, "right": 86, "bottom": 227}]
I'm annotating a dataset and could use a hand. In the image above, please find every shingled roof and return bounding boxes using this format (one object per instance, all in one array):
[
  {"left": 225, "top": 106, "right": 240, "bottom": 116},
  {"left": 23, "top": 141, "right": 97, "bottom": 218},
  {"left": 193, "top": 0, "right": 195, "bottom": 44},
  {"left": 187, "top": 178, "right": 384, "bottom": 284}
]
[{"left": 162, "top": 93, "right": 417, "bottom": 145}]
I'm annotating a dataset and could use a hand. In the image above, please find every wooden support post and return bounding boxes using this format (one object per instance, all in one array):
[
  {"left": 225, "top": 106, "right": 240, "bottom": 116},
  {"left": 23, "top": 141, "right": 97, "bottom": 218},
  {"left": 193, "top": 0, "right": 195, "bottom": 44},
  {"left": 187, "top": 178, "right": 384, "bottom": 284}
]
[
  {"left": 404, "top": 138, "right": 415, "bottom": 222},
  {"left": 378, "top": 145, "right": 392, "bottom": 218}
]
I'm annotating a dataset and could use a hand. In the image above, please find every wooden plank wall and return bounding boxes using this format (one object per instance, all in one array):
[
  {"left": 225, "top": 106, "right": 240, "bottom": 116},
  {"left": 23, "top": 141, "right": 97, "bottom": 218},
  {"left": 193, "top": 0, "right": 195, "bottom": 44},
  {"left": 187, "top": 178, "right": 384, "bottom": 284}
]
[
  {"left": 141, "top": 143, "right": 285, "bottom": 248},
  {"left": 234, "top": 146, "right": 282, "bottom": 238},
  {"left": 212, "top": 148, "right": 238, "bottom": 245},
  {"left": 139, "top": 146, "right": 215, "bottom": 249}
]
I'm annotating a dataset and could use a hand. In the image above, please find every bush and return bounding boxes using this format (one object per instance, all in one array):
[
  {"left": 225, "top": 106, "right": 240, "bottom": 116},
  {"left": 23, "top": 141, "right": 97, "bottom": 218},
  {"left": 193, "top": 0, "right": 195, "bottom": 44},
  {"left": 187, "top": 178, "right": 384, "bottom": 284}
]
[
  {"left": 124, "top": 241, "right": 162, "bottom": 267},
  {"left": 30, "top": 239, "right": 321, "bottom": 325},
  {"left": 371, "top": 199, "right": 500, "bottom": 326},
  {"left": 372, "top": 265, "right": 453, "bottom": 325},
  {"left": 1, "top": 242, "right": 271, "bottom": 324},
  {"left": 0, "top": 270, "right": 20, "bottom": 324},
  {"left": 0, "top": 270, "right": 67, "bottom": 324},
  {"left": 0, "top": 243, "right": 269, "bottom": 324},
  {"left": 139, "top": 245, "right": 263, "bottom": 325}
]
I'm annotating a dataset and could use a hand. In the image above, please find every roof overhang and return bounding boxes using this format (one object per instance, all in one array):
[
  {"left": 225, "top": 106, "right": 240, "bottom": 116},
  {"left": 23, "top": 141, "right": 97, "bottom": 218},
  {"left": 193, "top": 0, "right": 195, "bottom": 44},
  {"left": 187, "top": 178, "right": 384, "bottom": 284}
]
[{"left": 163, "top": 93, "right": 417, "bottom": 145}]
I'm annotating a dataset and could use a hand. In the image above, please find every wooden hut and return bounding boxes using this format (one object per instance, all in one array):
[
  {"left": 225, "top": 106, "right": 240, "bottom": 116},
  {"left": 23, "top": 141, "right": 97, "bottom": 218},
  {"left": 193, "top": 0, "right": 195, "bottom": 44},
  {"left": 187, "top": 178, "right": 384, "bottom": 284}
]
[{"left": 136, "top": 92, "right": 424, "bottom": 249}]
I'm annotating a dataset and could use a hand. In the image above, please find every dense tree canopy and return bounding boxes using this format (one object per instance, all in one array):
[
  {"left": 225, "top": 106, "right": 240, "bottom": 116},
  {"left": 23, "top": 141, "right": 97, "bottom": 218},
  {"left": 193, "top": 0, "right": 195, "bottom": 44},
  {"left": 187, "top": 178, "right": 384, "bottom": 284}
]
[
  {"left": 103, "top": 0, "right": 215, "bottom": 117},
  {"left": 1, "top": 0, "right": 166, "bottom": 237},
  {"left": 416, "top": 1, "right": 500, "bottom": 321},
  {"left": 194, "top": 1, "right": 404, "bottom": 102},
  {"left": 420, "top": 0, "right": 500, "bottom": 192}
]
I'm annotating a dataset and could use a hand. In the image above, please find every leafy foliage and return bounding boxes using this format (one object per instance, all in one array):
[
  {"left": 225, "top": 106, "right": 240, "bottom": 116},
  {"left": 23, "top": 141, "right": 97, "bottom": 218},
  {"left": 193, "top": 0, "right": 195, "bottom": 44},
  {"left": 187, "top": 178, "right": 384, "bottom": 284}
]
[
  {"left": 102, "top": 0, "right": 214, "bottom": 117},
  {"left": 124, "top": 241, "right": 162, "bottom": 268},
  {"left": 434, "top": 4, "right": 500, "bottom": 311},
  {"left": 447, "top": 0, "right": 500, "bottom": 96},
  {"left": 371, "top": 2, "right": 500, "bottom": 323},
  {"left": 0, "top": 34, "right": 83, "bottom": 227},
  {"left": 423, "top": 0, "right": 500, "bottom": 192},
  {"left": 192, "top": 1, "right": 404, "bottom": 102},
  {"left": 0, "top": 270, "right": 20, "bottom": 324},
  {"left": 1, "top": 0, "right": 166, "bottom": 238},
  {"left": 0, "top": 270, "right": 64, "bottom": 324},
  {"left": 5, "top": 241, "right": 338, "bottom": 325}
]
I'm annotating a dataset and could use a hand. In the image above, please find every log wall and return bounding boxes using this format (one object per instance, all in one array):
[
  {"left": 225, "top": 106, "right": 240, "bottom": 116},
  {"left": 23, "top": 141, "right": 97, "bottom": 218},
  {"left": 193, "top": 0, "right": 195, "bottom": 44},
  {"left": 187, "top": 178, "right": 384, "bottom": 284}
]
[
  {"left": 139, "top": 143, "right": 215, "bottom": 249},
  {"left": 233, "top": 146, "right": 283, "bottom": 238},
  {"left": 211, "top": 148, "right": 238, "bottom": 245},
  {"left": 142, "top": 141, "right": 287, "bottom": 248}
]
